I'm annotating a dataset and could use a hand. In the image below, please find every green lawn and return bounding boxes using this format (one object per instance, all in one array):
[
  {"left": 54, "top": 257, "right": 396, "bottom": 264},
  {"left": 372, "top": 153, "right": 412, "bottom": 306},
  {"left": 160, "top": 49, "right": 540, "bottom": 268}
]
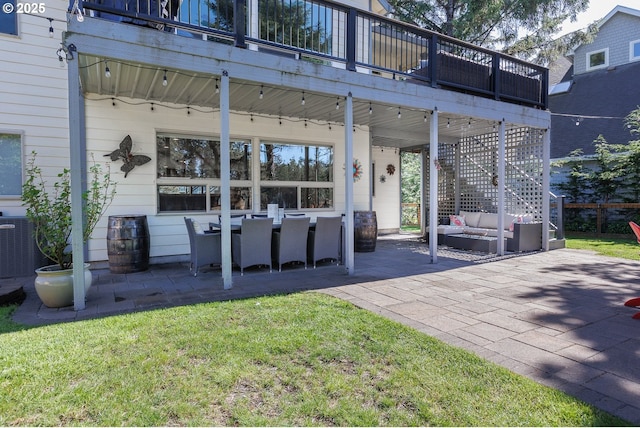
[
  {"left": 0, "top": 293, "right": 627, "bottom": 426},
  {"left": 566, "top": 234, "right": 639, "bottom": 260}
]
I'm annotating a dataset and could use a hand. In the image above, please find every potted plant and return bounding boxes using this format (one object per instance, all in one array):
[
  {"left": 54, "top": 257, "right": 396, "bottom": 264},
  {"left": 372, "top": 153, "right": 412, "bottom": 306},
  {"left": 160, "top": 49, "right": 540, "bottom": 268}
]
[{"left": 22, "top": 152, "right": 116, "bottom": 307}]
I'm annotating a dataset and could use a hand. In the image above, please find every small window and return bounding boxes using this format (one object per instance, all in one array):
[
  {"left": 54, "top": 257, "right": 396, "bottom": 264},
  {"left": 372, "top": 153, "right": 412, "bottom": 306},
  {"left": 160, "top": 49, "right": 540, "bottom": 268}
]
[
  {"left": 0, "top": 133, "right": 22, "bottom": 196},
  {"left": 630, "top": 40, "right": 640, "bottom": 62},
  {"left": 586, "top": 48, "right": 608, "bottom": 71},
  {"left": 0, "top": 0, "right": 18, "bottom": 35}
]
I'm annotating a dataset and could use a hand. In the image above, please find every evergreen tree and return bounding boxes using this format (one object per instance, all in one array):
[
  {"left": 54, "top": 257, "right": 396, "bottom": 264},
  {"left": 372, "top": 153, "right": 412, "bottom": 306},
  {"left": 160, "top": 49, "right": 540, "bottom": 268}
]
[{"left": 385, "top": 0, "right": 598, "bottom": 64}]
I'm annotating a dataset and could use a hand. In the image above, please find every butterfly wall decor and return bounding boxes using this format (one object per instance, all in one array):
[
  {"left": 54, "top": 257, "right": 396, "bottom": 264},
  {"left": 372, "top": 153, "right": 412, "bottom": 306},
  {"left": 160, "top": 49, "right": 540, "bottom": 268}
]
[{"left": 105, "top": 135, "right": 151, "bottom": 178}]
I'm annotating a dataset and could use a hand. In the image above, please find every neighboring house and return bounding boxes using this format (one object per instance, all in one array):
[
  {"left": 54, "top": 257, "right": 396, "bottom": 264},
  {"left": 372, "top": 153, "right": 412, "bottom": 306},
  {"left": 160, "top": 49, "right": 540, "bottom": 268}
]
[
  {"left": 1, "top": 0, "right": 551, "bottom": 294},
  {"left": 549, "top": 5, "right": 640, "bottom": 193}
]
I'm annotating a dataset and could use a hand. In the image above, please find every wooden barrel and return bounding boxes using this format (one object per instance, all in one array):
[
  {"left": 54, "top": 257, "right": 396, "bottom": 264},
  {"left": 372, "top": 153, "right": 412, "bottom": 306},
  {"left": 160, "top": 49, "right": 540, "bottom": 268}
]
[
  {"left": 107, "top": 215, "right": 150, "bottom": 274},
  {"left": 354, "top": 211, "right": 377, "bottom": 252}
]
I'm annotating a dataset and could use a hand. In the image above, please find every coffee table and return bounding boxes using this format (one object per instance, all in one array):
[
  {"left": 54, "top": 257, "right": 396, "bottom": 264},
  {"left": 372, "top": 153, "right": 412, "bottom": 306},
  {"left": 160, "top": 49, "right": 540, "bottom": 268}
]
[{"left": 445, "top": 233, "right": 499, "bottom": 253}]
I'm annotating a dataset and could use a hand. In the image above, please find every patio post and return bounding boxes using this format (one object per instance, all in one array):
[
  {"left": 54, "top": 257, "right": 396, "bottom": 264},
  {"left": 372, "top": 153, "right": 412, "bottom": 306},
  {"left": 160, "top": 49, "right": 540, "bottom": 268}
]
[
  {"left": 344, "top": 92, "right": 354, "bottom": 274},
  {"left": 220, "top": 70, "right": 233, "bottom": 288},
  {"left": 542, "top": 128, "right": 551, "bottom": 251},
  {"left": 496, "top": 120, "right": 506, "bottom": 255},
  {"left": 429, "top": 108, "right": 439, "bottom": 263},
  {"left": 68, "top": 48, "right": 87, "bottom": 311}
]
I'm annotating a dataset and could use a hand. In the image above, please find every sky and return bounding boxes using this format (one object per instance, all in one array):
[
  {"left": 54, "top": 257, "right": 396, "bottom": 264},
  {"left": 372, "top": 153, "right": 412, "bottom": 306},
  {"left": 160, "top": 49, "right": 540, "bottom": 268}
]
[{"left": 559, "top": 0, "right": 640, "bottom": 35}]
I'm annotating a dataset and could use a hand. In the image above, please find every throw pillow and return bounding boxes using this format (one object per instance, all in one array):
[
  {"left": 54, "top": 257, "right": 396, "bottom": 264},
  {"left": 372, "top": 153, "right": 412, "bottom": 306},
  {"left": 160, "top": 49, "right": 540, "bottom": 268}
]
[
  {"left": 449, "top": 214, "right": 466, "bottom": 227},
  {"left": 192, "top": 219, "right": 204, "bottom": 235}
]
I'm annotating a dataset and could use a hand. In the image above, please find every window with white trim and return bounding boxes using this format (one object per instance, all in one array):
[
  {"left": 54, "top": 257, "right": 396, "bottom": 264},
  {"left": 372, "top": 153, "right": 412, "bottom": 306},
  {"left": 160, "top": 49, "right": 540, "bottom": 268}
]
[
  {"left": 630, "top": 40, "right": 640, "bottom": 62},
  {"left": 260, "top": 141, "right": 334, "bottom": 210},
  {"left": 586, "top": 48, "right": 608, "bottom": 71},
  {"left": 0, "top": 0, "right": 18, "bottom": 36},
  {"left": 156, "top": 134, "right": 252, "bottom": 212},
  {"left": 0, "top": 133, "right": 23, "bottom": 196}
]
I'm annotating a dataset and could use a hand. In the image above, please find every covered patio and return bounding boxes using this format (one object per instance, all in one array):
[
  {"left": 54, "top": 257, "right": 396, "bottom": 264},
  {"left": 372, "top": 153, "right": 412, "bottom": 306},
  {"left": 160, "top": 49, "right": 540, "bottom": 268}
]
[{"left": 61, "top": 0, "right": 551, "bottom": 309}]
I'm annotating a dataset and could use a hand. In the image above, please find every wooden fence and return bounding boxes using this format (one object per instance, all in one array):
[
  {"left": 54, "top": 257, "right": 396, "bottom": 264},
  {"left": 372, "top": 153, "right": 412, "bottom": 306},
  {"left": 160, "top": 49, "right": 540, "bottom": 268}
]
[{"left": 563, "top": 202, "right": 640, "bottom": 235}]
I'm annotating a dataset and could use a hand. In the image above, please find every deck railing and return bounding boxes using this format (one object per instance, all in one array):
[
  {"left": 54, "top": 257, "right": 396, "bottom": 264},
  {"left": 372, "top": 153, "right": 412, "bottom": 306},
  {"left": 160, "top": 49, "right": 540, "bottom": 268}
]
[{"left": 78, "top": 0, "right": 548, "bottom": 108}]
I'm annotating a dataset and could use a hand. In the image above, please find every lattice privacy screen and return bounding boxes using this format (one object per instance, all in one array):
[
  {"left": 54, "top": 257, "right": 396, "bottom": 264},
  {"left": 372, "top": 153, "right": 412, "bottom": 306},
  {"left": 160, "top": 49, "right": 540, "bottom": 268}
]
[{"left": 425, "top": 127, "right": 544, "bottom": 224}]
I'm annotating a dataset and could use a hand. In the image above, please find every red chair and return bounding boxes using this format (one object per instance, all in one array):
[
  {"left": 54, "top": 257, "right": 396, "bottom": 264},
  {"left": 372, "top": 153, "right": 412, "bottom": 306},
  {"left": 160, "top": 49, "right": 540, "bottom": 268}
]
[
  {"left": 625, "top": 222, "right": 640, "bottom": 319},
  {"left": 630, "top": 221, "right": 640, "bottom": 244}
]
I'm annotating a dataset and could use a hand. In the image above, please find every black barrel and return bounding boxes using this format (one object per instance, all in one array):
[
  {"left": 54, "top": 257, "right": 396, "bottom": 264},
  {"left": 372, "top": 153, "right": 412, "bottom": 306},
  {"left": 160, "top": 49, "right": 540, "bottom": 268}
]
[
  {"left": 107, "top": 215, "right": 150, "bottom": 273},
  {"left": 354, "top": 211, "right": 377, "bottom": 252}
]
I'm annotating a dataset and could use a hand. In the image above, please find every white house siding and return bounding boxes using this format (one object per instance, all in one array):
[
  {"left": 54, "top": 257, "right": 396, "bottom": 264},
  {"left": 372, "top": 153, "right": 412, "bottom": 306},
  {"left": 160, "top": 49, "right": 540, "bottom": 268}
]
[
  {"left": 0, "top": 3, "right": 69, "bottom": 213},
  {"left": 84, "top": 96, "right": 372, "bottom": 263},
  {"left": 574, "top": 12, "right": 640, "bottom": 74},
  {"left": 371, "top": 146, "right": 400, "bottom": 233}
]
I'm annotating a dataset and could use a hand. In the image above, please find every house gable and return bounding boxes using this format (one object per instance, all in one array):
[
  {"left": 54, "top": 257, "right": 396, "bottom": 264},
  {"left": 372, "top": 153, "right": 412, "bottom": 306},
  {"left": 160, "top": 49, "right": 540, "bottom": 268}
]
[{"left": 573, "top": 6, "right": 640, "bottom": 75}]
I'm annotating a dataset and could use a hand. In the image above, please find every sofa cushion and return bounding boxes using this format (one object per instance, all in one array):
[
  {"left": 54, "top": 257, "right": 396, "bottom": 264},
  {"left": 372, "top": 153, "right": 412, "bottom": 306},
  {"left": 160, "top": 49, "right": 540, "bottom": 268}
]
[
  {"left": 477, "top": 212, "right": 499, "bottom": 229},
  {"left": 460, "top": 211, "right": 482, "bottom": 227}
]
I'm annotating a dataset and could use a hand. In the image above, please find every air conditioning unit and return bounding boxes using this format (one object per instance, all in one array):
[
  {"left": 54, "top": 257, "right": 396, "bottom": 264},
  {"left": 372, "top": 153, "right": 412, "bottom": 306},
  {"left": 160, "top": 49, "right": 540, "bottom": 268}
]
[{"left": 0, "top": 217, "right": 49, "bottom": 278}]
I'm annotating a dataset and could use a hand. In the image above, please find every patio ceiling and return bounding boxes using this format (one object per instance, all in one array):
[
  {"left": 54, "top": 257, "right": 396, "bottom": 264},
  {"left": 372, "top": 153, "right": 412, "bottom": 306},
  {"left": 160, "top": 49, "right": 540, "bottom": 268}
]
[{"left": 79, "top": 54, "right": 509, "bottom": 150}]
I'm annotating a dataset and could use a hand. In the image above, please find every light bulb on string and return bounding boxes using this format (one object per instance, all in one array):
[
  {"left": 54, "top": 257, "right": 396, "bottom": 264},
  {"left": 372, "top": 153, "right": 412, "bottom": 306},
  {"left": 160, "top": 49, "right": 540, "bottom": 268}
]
[
  {"left": 397, "top": 107, "right": 401, "bottom": 119},
  {"left": 336, "top": 98, "right": 340, "bottom": 110},
  {"left": 48, "top": 18, "right": 54, "bottom": 37},
  {"left": 259, "top": 85, "right": 264, "bottom": 99},
  {"left": 447, "top": 118, "right": 450, "bottom": 128},
  {"left": 215, "top": 79, "right": 219, "bottom": 94},
  {"left": 369, "top": 103, "right": 373, "bottom": 115},
  {"left": 104, "top": 62, "right": 111, "bottom": 78},
  {"left": 162, "top": 70, "right": 168, "bottom": 87},
  {"left": 301, "top": 92, "right": 305, "bottom": 105}
]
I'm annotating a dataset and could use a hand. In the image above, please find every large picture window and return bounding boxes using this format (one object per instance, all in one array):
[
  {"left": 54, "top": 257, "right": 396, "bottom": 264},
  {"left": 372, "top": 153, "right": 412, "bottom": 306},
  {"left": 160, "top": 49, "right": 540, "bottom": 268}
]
[
  {"left": 156, "top": 135, "right": 251, "bottom": 212},
  {"left": 0, "top": 133, "right": 22, "bottom": 196},
  {"left": 260, "top": 141, "right": 333, "bottom": 210}
]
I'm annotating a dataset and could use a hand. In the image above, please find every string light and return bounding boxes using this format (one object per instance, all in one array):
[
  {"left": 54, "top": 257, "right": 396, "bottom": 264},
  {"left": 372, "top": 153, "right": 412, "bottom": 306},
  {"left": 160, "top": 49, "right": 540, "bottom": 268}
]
[
  {"left": 215, "top": 79, "right": 219, "bottom": 94},
  {"left": 424, "top": 112, "right": 427, "bottom": 122},
  {"left": 111, "top": 97, "right": 116, "bottom": 107},
  {"left": 259, "top": 85, "right": 264, "bottom": 99},
  {"left": 48, "top": 18, "right": 54, "bottom": 37},
  {"left": 336, "top": 98, "right": 340, "bottom": 110},
  {"left": 162, "top": 70, "right": 168, "bottom": 86},
  {"left": 150, "top": 103, "right": 155, "bottom": 111},
  {"left": 397, "top": 107, "right": 401, "bottom": 119},
  {"left": 369, "top": 103, "right": 373, "bottom": 115},
  {"left": 301, "top": 92, "right": 305, "bottom": 105},
  {"left": 447, "top": 118, "right": 450, "bottom": 128},
  {"left": 104, "top": 62, "right": 111, "bottom": 78},
  {"left": 187, "top": 106, "right": 190, "bottom": 115}
]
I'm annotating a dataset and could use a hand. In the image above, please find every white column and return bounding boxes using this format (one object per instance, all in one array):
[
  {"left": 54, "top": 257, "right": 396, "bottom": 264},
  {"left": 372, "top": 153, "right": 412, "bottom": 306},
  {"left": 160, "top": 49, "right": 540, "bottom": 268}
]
[
  {"left": 68, "top": 51, "right": 86, "bottom": 311},
  {"left": 220, "top": 71, "right": 233, "bottom": 288},
  {"left": 497, "top": 120, "right": 506, "bottom": 255},
  {"left": 542, "top": 128, "right": 551, "bottom": 251},
  {"left": 429, "top": 109, "right": 438, "bottom": 263},
  {"left": 344, "top": 92, "right": 354, "bottom": 274}
]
